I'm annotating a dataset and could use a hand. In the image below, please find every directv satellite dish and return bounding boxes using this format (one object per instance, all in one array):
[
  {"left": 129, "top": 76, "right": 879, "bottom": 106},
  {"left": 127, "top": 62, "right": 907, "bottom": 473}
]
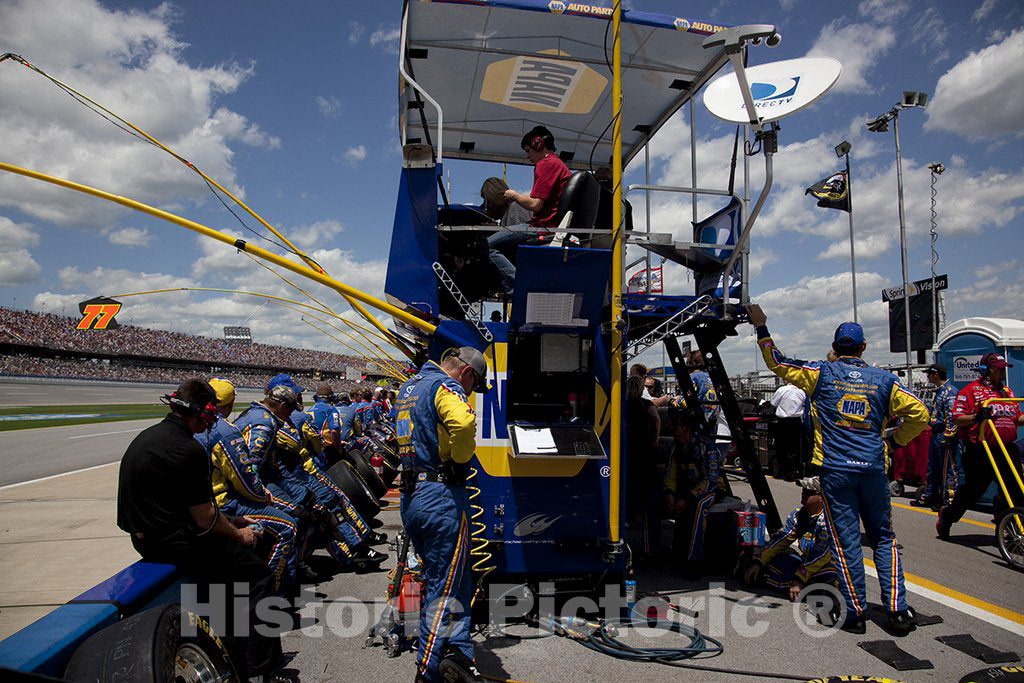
[{"left": 703, "top": 57, "right": 842, "bottom": 124}]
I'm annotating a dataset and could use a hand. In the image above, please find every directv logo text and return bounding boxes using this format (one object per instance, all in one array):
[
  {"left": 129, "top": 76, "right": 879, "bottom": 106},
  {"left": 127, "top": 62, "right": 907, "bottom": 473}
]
[{"left": 745, "top": 77, "right": 801, "bottom": 111}]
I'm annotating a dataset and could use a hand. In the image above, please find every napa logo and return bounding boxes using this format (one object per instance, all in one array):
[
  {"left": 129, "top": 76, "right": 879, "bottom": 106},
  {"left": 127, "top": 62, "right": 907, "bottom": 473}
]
[
  {"left": 674, "top": 18, "right": 691, "bottom": 31},
  {"left": 548, "top": 1, "right": 566, "bottom": 13},
  {"left": 750, "top": 77, "right": 801, "bottom": 109},
  {"left": 480, "top": 49, "right": 608, "bottom": 113},
  {"left": 837, "top": 393, "right": 870, "bottom": 421}
]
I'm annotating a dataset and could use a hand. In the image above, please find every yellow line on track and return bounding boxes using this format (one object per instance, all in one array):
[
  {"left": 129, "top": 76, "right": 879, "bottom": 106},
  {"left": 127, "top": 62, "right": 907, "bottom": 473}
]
[
  {"left": 891, "top": 501, "right": 995, "bottom": 529},
  {"left": 864, "top": 558, "right": 1024, "bottom": 626}
]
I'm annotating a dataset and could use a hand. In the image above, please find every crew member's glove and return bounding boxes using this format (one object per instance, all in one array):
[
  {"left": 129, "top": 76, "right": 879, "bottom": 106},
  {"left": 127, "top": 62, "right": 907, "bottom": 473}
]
[{"left": 974, "top": 406, "right": 993, "bottom": 423}]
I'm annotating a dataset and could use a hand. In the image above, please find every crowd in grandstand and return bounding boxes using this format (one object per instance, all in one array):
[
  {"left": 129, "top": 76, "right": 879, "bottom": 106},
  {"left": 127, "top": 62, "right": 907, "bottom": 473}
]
[{"left": 0, "top": 307, "right": 357, "bottom": 370}]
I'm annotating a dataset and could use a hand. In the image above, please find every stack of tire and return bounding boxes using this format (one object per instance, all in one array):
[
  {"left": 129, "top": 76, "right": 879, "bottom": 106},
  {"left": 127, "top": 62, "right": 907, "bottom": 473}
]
[{"left": 326, "top": 436, "right": 398, "bottom": 520}]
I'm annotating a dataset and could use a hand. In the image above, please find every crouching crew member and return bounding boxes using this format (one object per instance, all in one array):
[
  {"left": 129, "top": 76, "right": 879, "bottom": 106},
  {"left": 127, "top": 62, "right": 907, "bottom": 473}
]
[
  {"left": 116, "top": 379, "right": 287, "bottom": 680},
  {"left": 662, "top": 406, "right": 721, "bottom": 580},
  {"left": 938, "top": 352, "right": 1024, "bottom": 538},
  {"left": 748, "top": 305, "right": 928, "bottom": 634},
  {"left": 197, "top": 378, "right": 299, "bottom": 594},
  {"left": 744, "top": 476, "right": 835, "bottom": 602},
  {"left": 396, "top": 347, "right": 488, "bottom": 683}
]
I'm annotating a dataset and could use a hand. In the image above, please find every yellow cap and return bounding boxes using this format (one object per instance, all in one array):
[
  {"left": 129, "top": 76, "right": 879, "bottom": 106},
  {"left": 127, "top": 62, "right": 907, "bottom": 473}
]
[{"left": 208, "top": 378, "right": 236, "bottom": 407}]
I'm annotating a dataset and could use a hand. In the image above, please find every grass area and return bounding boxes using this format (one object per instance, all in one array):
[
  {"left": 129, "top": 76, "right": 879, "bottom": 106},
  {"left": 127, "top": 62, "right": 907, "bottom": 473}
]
[{"left": 0, "top": 403, "right": 167, "bottom": 431}]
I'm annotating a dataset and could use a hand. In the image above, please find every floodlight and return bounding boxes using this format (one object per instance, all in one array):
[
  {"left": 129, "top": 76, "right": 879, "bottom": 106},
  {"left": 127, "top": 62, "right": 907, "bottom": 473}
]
[
  {"left": 927, "top": 162, "right": 945, "bottom": 174},
  {"left": 866, "top": 113, "right": 890, "bottom": 133},
  {"left": 765, "top": 33, "right": 781, "bottom": 47},
  {"left": 901, "top": 91, "right": 928, "bottom": 108},
  {"left": 834, "top": 140, "right": 852, "bottom": 157}
]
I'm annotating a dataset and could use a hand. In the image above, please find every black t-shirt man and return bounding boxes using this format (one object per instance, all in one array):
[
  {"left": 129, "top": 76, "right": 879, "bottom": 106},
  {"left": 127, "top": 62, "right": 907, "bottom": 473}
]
[{"left": 117, "top": 413, "right": 213, "bottom": 544}]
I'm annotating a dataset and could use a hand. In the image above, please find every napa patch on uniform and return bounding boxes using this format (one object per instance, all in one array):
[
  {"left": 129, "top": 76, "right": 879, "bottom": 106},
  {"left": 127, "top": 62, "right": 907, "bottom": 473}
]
[{"left": 836, "top": 393, "right": 871, "bottom": 427}]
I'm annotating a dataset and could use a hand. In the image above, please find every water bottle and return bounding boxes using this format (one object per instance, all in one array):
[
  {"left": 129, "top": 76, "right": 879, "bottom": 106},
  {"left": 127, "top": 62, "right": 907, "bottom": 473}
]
[{"left": 624, "top": 579, "right": 637, "bottom": 618}]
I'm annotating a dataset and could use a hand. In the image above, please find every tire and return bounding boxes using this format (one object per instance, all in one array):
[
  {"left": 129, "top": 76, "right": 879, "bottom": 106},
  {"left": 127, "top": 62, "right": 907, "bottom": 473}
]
[
  {"left": 346, "top": 449, "right": 388, "bottom": 499},
  {"left": 327, "top": 459, "right": 381, "bottom": 520},
  {"left": 380, "top": 454, "right": 400, "bottom": 488},
  {"left": 996, "top": 506, "right": 1024, "bottom": 571},
  {"left": 64, "top": 603, "right": 238, "bottom": 682}
]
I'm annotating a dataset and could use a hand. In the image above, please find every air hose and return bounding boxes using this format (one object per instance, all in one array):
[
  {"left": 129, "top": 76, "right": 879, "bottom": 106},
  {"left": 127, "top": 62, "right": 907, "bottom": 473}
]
[
  {"left": 554, "top": 615, "right": 814, "bottom": 681},
  {"left": 466, "top": 465, "right": 495, "bottom": 606}
]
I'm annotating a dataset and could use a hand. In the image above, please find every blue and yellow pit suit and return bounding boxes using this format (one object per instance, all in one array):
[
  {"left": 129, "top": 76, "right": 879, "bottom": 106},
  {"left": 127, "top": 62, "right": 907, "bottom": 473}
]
[
  {"left": 277, "top": 418, "right": 368, "bottom": 565},
  {"left": 921, "top": 379, "right": 962, "bottom": 503},
  {"left": 308, "top": 398, "right": 341, "bottom": 466},
  {"left": 337, "top": 402, "right": 360, "bottom": 442},
  {"left": 689, "top": 369, "right": 720, "bottom": 436},
  {"left": 754, "top": 507, "right": 835, "bottom": 590},
  {"left": 235, "top": 403, "right": 362, "bottom": 567},
  {"left": 292, "top": 408, "right": 371, "bottom": 544},
  {"left": 395, "top": 361, "right": 477, "bottom": 682},
  {"left": 663, "top": 430, "right": 720, "bottom": 567},
  {"left": 354, "top": 400, "right": 373, "bottom": 432},
  {"left": 756, "top": 326, "right": 928, "bottom": 617},
  {"left": 195, "top": 414, "right": 298, "bottom": 592}
]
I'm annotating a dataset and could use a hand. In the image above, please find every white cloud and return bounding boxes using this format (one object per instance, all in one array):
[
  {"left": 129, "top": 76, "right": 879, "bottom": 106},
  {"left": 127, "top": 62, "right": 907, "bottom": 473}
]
[
  {"left": 348, "top": 20, "right": 365, "bottom": 46},
  {"left": 0, "top": 216, "right": 41, "bottom": 284},
  {"left": 806, "top": 21, "right": 895, "bottom": 93},
  {"left": 290, "top": 220, "right": 344, "bottom": 250},
  {"left": 925, "top": 28, "right": 1024, "bottom": 139},
  {"left": 0, "top": 215, "right": 40, "bottom": 248},
  {"left": 369, "top": 25, "right": 401, "bottom": 54},
  {"left": 0, "top": 248, "right": 40, "bottom": 285},
  {"left": 857, "top": 0, "right": 908, "bottom": 22},
  {"left": 315, "top": 95, "right": 342, "bottom": 118},
  {"left": 778, "top": 0, "right": 799, "bottom": 11},
  {"left": 344, "top": 145, "right": 367, "bottom": 165},
  {"left": 58, "top": 265, "right": 193, "bottom": 293},
  {"left": 0, "top": 0, "right": 278, "bottom": 227},
  {"left": 977, "top": 259, "right": 1016, "bottom": 279},
  {"left": 973, "top": 0, "right": 998, "bottom": 22},
  {"left": 105, "top": 226, "right": 152, "bottom": 246}
]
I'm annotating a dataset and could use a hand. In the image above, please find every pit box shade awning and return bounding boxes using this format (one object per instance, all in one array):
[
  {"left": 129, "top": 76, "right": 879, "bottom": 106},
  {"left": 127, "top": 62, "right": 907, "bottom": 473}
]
[{"left": 402, "top": 0, "right": 736, "bottom": 170}]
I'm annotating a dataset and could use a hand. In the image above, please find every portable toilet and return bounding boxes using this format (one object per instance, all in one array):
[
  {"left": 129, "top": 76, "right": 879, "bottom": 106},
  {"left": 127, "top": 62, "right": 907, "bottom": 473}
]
[{"left": 936, "top": 317, "right": 1024, "bottom": 395}]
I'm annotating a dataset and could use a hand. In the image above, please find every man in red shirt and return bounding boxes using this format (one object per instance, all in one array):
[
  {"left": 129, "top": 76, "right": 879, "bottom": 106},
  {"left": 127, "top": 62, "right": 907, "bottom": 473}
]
[
  {"left": 937, "top": 352, "right": 1024, "bottom": 538},
  {"left": 486, "top": 125, "right": 570, "bottom": 295}
]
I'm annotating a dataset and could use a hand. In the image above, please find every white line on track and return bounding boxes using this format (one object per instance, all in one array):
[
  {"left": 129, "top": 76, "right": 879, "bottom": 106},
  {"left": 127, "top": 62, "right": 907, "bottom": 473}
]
[
  {"left": 68, "top": 428, "right": 142, "bottom": 440},
  {"left": 864, "top": 565, "right": 1024, "bottom": 637},
  {"left": 0, "top": 461, "right": 119, "bottom": 491}
]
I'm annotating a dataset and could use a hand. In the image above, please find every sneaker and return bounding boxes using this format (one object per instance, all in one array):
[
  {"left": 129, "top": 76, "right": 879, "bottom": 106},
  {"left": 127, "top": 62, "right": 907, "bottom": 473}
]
[
  {"left": 367, "top": 531, "right": 389, "bottom": 546},
  {"left": 825, "top": 606, "right": 866, "bottom": 633},
  {"left": 887, "top": 609, "right": 916, "bottom": 635},
  {"left": 935, "top": 506, "right": 951, "bottom": 540},
  {"left": 352, "top": 547, "right": 388, "bottom": 571},
  {"left": 438, "top": 651, "right": 484, "bottom": 683},
  {"left": 909, "top": 497, "right": 935, "bottom": 507}
]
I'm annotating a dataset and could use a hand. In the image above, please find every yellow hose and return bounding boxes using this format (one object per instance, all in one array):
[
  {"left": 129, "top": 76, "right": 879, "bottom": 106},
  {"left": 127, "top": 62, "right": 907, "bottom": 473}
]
[{"left": 467, "top": 465, "right": 495, "bottom": 606}]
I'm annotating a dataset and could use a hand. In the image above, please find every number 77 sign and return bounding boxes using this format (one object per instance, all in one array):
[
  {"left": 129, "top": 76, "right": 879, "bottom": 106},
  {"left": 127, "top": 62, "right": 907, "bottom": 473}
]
[{"left": 76, "top": 297, "right": 122, "bottom": 330}]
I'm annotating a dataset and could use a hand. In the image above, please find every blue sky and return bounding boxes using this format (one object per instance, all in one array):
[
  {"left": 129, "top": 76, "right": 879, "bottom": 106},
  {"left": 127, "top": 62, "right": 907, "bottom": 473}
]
[{"left": 0, "top": 0, "right": 1022, "bottom": 374}]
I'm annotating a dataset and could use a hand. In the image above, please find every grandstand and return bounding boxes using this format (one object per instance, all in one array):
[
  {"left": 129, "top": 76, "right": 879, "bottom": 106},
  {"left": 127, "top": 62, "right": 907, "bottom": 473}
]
[{"left": 0, "top": 307, "right": 377, "bottom": 390}]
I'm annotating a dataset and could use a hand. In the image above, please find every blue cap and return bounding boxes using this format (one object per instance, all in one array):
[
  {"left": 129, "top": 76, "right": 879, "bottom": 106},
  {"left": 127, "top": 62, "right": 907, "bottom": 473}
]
[
  {"left": 267, "top": 373, "right": 304, "bottom": 393},
  {"left": 833, "top": 321, "right": 865, "bottom": 346}
]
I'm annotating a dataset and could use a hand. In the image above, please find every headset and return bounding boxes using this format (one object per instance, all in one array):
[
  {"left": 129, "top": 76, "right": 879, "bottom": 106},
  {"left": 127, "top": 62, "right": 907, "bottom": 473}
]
[
  {"left": 161, "top": 392, "right": 218, "bottom": 430},
  {"left": 314, "top": 391, "right": 338, "bottom": 404}
]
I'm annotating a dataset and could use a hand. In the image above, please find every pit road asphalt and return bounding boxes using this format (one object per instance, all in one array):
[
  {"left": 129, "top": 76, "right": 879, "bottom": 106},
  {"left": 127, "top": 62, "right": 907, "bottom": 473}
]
[{"left": 1, "top": 379, "right": 1021, "bottom": 681}]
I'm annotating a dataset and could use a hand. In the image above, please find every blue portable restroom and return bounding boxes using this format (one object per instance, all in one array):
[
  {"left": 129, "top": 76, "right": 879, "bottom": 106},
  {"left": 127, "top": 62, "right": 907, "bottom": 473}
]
[
  {"left": 935, "top": 317, "right": 1024, "bottom": 507},
  {"left": 936, "top": 317, "right": 1024, "bottom": 396}
]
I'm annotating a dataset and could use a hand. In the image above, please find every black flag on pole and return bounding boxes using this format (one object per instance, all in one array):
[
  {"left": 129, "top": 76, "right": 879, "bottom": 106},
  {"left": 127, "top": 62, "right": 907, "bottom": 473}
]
[{"left": 805, "top": 171, "right": 851, "bottom": 212}]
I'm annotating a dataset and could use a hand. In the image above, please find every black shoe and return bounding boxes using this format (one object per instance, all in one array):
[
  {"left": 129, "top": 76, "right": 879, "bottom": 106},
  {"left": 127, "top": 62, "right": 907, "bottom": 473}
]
[
  {"left": 887, "top": 608, "right": 916, "bottom": 635},
  {"left": 909, "top": 497, "right": 935, "bottom": 507},
  {"left": 250, "top": 669, "right": 300, "bottom": 683},
  {"left": 352, "top": 547, "right": 388, "bottom": 571},
  {"left": 826, "top": 606, "right": 866, "bottom": 633},
  {"left": 936, "top": 506, "right": 951, "bottom": 540},
  {"left": 438, "top": 651, "right": 484, "bottom": 682},
  {"left": 366, "top": 531, "right": 388, "bottom": 546},
  {"left": 297, "top": 561, "right": 321, "bottom": 585}
]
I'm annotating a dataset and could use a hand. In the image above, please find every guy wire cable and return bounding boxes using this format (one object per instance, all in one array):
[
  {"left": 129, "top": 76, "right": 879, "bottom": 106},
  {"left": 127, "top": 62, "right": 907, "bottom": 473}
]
[
  {"left": 1, "top": 53, "right": 416, "bottom": 359},
  {"left": 302, "top": 318, "right": 404, "bottom": 381},
  {"left": 242, "top": 252, "right": 408, "bottom": 368}
]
